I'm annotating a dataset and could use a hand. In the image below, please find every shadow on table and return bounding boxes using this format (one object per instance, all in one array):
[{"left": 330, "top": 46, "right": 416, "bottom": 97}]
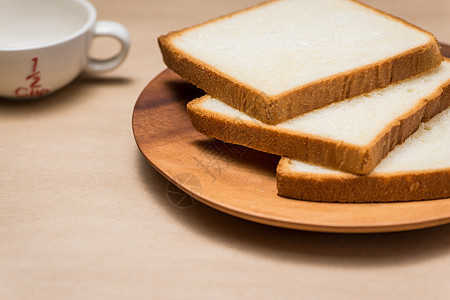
[
  {"left": 0, "top": 74, "right": 132, "bottom": 114},
  {"left": 138, "top": 154, "right": 450, "bottom": 268}
]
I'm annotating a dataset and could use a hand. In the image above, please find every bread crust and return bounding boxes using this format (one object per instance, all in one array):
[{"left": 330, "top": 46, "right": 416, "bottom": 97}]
[
  {"left": 276, "top": 158, "right": 450, "bottom": 203},
  {"left": 186, "top": 75, "right": 450, "bottom": 175},
  {"left": 159, "top": 0, "right": 443, "bottom": 125}
]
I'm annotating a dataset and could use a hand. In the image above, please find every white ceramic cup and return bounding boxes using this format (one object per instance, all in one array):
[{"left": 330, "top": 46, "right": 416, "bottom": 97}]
[{"left": 0, "top": 0, "right": 130, "bottom": 99}]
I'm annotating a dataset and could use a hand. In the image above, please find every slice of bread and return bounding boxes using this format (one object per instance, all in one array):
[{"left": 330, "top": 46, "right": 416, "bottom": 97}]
[
  {"left": 159, "top": 0, "right": 442, "bottom": 124},
  {"left": 276, "top": 107, "right": 450, "bottom": 203},
  {"left": 187, "top": 60, "right": 450, "bottom": 175}
]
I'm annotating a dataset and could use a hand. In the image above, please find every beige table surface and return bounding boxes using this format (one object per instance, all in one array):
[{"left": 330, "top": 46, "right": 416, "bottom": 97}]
[{"left": 1, "top": 0, "right": 450, "bottom": 299}]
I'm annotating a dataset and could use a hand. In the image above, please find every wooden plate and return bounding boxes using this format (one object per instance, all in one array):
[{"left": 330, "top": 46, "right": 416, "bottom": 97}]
[{"left": 132, "top": 44, "right": 450, "bottom": 233}]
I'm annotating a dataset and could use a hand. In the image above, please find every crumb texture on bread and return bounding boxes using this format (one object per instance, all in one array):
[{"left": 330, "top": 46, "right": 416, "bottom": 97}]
[
  {"left": 170, "top": 0, "right": 433, "bottom": 95},
  {"left": 160, "top": 0, "right": 442, "bottom": 124},
  {"left": 187, "top": 61, "right": 450, "bottom": 174},
  {"left": 288, "top": 108, "right": 450, "bottom": 174},
  {"left": 276, "top": 62, "right": 450, "bottom": 146},
  {"left": 276, "top": 108, "right": 450, "bottom": 202}
]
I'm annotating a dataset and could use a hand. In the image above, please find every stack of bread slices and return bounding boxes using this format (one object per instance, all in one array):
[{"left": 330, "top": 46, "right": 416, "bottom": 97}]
[{"left": 158, "top": 0, "right": 450, "bottom": 203}]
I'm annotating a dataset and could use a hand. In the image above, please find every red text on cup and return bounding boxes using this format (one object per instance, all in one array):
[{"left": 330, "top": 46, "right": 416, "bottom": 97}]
[{"left": 15, "top": 57, "right": 50, "bottom": 97}]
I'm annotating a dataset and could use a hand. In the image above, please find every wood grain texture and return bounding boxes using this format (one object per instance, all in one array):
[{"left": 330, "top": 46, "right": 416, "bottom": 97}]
[{"left": 132, "top": 44, "right": 450, "bottom": 233}]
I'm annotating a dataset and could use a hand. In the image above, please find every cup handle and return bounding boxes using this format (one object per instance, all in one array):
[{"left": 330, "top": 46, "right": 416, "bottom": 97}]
[{"left": 86, "top": 20, "right": 130, "bottom": 72}]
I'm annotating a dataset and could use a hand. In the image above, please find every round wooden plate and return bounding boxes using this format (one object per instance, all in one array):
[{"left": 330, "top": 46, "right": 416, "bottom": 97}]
[{"left": 132, "top": 45, "right": 450, "bottom": 233}]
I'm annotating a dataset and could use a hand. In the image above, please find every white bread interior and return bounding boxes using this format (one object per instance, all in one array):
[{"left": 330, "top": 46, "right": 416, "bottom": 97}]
[
  {"left": 276, "top": 107, "right": 449, "bottom": 202},
  {"left": 188, "top": 60, "right": 449, "bottom": 175},
  {"left": 171, "top": 0, "right": 434, "bottom": 96},
  {"left": 199, "top": 60, "right": 450, "bottom": 147},
  {"left": 287, "top": 107, "right": 449, "bottom": 175}
]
